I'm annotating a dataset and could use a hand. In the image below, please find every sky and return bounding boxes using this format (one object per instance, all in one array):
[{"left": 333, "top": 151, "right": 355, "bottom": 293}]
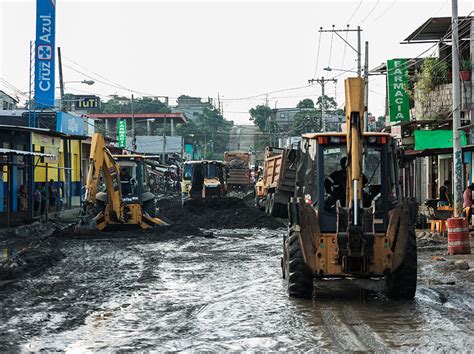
[{"left": 1, "top": 0, "right": 473, "bottom": 125}]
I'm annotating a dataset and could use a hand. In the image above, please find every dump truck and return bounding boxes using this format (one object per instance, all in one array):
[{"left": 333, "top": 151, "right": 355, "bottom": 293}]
[
  {"left": 224, "top": 151, "right": 251, "bottom": 191},
  {"left": 76, "top": 133, "right": 166, "bottom": 232},
  {"left": 181, "top": 160, "right": 227, "bottom": 204},
  {"left": 255, "top": 147, "right": 297, "bottom": 218},
  {"left": 282, "top": 77, "right": 417, "bottom": 299}
]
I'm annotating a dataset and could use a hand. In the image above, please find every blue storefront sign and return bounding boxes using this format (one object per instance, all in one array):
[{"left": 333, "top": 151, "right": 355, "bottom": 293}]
[
  {"left": 56, "top": 112, "right": 84, "bottom": 135},
  {"left": 34, "top": 0, "right": 56, "bottom": 108}
]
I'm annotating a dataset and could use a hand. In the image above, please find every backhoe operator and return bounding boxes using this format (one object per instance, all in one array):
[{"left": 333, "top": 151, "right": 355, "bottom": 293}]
[
  {"left": 325, "top": 157, "right": 347, "bottom": 208},
  {"left": 120, "top": 168, "right": 132, "bottom": 196}
]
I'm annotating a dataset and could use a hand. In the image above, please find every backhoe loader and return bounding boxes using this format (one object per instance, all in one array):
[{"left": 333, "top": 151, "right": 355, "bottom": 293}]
[
  {"left": 283, "top": 77, "right": 417, "bottom": 299},
  {"left": 75, "top": 133, "right": 166, "bottom": 233}
]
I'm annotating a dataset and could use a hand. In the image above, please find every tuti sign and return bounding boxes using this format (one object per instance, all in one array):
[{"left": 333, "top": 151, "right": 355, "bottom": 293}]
[
  {"left": 34, "top": 0, "right": 56, "bottom": 109},
  {"left": 387, "top": 59, "right": 410, "bottom": 122}
]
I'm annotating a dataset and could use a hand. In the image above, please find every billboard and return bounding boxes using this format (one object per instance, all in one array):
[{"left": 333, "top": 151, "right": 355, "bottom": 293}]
[
  {"left": 74, "top": 95, "right": 101, "bottom": 110},
  {"left": 56, "top": 112, "right": 84, "bottom": 135},
  {"left": 34, "top": 0, "right": 56, "bottom": 109},
  {"left": 387, "top": 59, "right": 410, "bottom": 122}
]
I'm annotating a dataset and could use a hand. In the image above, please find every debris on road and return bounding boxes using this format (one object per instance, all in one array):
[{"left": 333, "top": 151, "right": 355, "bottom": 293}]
[
  {"left": 156, "top": 196, "right": 283, "bottom": 230},
  {"left": 454, "top": 260, "right": 470, "bottom": 270}
]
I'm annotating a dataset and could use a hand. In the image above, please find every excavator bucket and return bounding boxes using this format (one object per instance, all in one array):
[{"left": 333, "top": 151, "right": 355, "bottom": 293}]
[{"left": 74, "top": 215, "right": 99, "bottom": 234}]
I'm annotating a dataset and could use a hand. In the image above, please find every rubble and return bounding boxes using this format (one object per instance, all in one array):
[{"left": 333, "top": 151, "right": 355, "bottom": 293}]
[
  {"left": 156, "top": 196, "right": 283, "bottom": 230},
  {"left": 454, "top": 260, "right": 470, "bottom": 270}
]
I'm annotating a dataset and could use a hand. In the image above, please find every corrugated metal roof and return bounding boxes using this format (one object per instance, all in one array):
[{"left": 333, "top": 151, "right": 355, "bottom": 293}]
[
  {"left": 88, "top": 113, "right": 187, "bottom": 124},
  {"left": 0, "top": 148, "right": 55, "bottom": 157},
  {"left": 403, "top": 16, "right": 472, "bottom": 43}
]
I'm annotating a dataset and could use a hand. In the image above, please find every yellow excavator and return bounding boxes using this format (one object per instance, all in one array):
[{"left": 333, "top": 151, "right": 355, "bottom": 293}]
[
  {"left": 76, "top": 133, "right": 166, "bottom": 233},
  {"left": 283, "top": 77, "right": 417, "bottom": 299}
]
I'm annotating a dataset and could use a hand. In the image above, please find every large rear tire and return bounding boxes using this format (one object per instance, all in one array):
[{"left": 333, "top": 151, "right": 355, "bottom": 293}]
[
  {"left": 285, "top": 227, "right": 313, "bottom": 298},
  {"left": 270, "top": 196, "right": 280, "bottom": 217},
  {"left": 277, "top": 202, "right": 288, "bottom": 218},
  {"left": 385, "top": 209, "right": 417, "bottom": 299}
]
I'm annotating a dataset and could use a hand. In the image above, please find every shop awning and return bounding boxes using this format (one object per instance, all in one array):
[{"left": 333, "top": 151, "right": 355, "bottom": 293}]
[
  {"left": 414, "top": 130, "right": 467, "bottom": 150},
  {"left": 0, "top": 148, "right": 55, "bottom": 157}
]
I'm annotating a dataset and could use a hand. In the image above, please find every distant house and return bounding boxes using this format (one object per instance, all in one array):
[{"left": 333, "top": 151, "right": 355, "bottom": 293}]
[
  {"left": 0, "top": 91, "right": 18, "bottom": 110},
  {"left": 171, "top": 95, "right": 213, "bottom": 121},
  {"left": 272, "top": 108, "right": 301, "bottom": 129}
]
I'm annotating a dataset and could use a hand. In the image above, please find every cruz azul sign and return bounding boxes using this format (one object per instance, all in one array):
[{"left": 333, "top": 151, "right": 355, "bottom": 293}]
[
  {"left": 34, "top": 0, "right": 56, "bottom": 108},
  {"left": 387, "top": 59, "right": 410, "bottom": 122}
]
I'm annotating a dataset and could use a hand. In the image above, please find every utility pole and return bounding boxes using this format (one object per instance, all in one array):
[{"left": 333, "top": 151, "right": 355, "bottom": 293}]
[
  {"left": 308, "top": 77, "right": 337, "bottom": 132},
  {"left": 451, "top": 0, "right": 462, "bottom": 217},
  {"left": 28, "top": 41, "right": 34, "bottom": 112},
  {"left": 58, "top": 47, "right": 65, "bottom": 111},
  {"left": 319, "top": 25, "right": 363, "bottom": 77},
  {"left": 364, "top": 41, "right": 369, "bottom": 132},
  {"left": 131, "top": 94, "right": 136, "bottom": 151}
]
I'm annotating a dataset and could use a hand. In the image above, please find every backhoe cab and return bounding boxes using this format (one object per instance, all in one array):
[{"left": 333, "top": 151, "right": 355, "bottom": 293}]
[
  {"left": 76, "top": 133, "right": 166, "bottom": 233},
  {"left": 283, "top": 78, "right": 417, "bottom": 299}
]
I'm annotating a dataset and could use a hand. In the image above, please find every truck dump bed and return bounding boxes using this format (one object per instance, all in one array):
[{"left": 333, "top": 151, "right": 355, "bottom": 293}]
[
  {"left": 263, "top": 147, "right": 296, "bottom": 194},
  {"left": 224, "top": 152, "right": 251, "bottom": 187}
]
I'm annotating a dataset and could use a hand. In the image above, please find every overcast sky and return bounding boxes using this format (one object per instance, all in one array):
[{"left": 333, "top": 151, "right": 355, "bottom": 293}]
[{"left": 1, "top": 0, "right": 472, "bottom": 124}]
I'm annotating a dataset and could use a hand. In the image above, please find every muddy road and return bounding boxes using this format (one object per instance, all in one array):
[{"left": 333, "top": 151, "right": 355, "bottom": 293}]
[{"left": 0, "top": 198, "right": 473, "bottom": 351}]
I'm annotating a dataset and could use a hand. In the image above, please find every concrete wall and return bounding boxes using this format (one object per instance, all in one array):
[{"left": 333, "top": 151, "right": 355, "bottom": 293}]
[{"left": 414, "top": 81, "right": 472, "bottom": 119}]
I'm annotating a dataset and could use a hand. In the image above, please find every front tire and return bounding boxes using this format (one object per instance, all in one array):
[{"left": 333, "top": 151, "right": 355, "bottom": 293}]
[
  {"left": 142, "top": 199, "right": 156, "bottom": 217},
  {"left": 285, "top": 227, "right": 313, "bottom": 298}
]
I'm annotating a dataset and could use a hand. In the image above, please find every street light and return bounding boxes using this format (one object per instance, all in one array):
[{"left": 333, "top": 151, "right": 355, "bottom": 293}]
[
  {"left": 323, "top": 67, "right": 357, "bottom": 74},
  {"left": 64, "top": 80, "right": 95, "bottom": 85}
]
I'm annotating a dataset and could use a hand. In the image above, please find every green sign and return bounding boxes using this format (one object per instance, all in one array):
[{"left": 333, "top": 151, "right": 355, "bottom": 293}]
[
  {"left": 387, "top": 59, "right": 410, "bottom": 122},
  {"left": 117, "top": 119, "right": 127, "bottom": 148},
  {"left": 414, "top": 130, "right": 467, "bottom": 150}
]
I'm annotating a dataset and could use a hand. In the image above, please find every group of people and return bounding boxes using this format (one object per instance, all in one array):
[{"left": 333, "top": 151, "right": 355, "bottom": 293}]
[
  {"left": 31, "top": 180, "right": 59, "bottom": 216},
  {"left": 438, "top": 179, "right": 474, "bottom": 220}
]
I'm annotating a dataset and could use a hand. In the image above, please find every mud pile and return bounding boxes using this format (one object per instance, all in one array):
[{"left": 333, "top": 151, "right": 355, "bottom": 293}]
[
  {"left": 156, "top": 196, "right": 283, "bottom": 230},
  {"left": 0, "top": 223, "right": 65, "bottom": 283}
]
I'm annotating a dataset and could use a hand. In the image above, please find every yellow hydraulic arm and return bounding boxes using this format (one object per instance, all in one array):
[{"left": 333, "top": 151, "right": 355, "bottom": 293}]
[
  {"left": 82, "top": 133, "right": 125, "bottom": 223},
  {"left": 344, "top": 77, "right": 365, "bottom": 225}
]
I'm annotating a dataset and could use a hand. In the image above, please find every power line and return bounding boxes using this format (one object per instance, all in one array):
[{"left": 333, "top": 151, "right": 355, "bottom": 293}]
[
  {"left": 373, "top": 0, "right": 397, "bottom": 22},
  {"left": 361, "top": 0, "right": 381, "bottom": 24},
  {"left": 346, "top": 0, "right": 363, "bottom": 24}
]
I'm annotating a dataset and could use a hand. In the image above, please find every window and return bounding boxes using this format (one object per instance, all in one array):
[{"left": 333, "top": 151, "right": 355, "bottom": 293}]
[
  {"left": 183, "top": 164, "right": 193, "bottom": 180},
  {"left": 322, "top": 146, "right": 347, "bottom": 212},
  {"left": 280, "top": 113, "right": 286, "bottom": 119},
  {"left": 206, "top": 164, "right": 217, "bottom": 179},
  {"left": 363, "top": 146, "right": 383, "bottom": 210},
  {"left": 321, "top": 144, "right": 384, "bottom": 212}
]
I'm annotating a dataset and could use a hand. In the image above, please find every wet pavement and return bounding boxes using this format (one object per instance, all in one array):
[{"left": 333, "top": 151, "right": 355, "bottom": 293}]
[{"left": 0, "top": 227, "right": 473, "bottom": 351}]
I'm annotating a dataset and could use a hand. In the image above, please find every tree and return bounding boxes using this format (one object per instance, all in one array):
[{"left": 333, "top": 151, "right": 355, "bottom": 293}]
[
  {"left": 249, "top": 105, "right": 273, "bottom": 131},
  {"left": 316, "top": 95, "right": 337, "bottom": 110},
  {"left": 291, "top": 109, "right": 321, "bottom": 135},
  {"left": 176, "top": 107, "right": 233, "bottom": 160},
  {"left": 297, "top": 98, "right": 315, "bottom": 109},
  {"left": 93, "top": 95, "right": 170, "bottom": 114}
]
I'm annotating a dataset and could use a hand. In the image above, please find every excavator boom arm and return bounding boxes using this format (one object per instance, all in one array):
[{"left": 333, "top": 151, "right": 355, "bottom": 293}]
[
  {"left": 344, "top": 77, "right": 365, "bottom": 224},
  {"left": 83, "top": 133, "right": 123, "bottom": 220}
]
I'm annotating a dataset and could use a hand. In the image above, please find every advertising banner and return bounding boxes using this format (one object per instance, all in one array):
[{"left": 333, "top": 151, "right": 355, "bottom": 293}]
[
  {"left": 387, "top": 59, "right": 410, "bottom": 122},
  {"left": 56, "top": 112, "right": 84, "bottom": 135},
  {"left": 117, "top": 120, "right": 127, "bottom": 148},
  {"left": 74, "top": 95, "right": 101, "bottom": 110},
  {"left": 34, "top": 0, "right": 56, "bottom": 108}
]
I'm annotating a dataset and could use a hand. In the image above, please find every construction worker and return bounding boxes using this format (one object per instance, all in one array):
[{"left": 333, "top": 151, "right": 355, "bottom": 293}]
[{"left": 325, "top": 157, "right": 347, "bottom": 208}]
